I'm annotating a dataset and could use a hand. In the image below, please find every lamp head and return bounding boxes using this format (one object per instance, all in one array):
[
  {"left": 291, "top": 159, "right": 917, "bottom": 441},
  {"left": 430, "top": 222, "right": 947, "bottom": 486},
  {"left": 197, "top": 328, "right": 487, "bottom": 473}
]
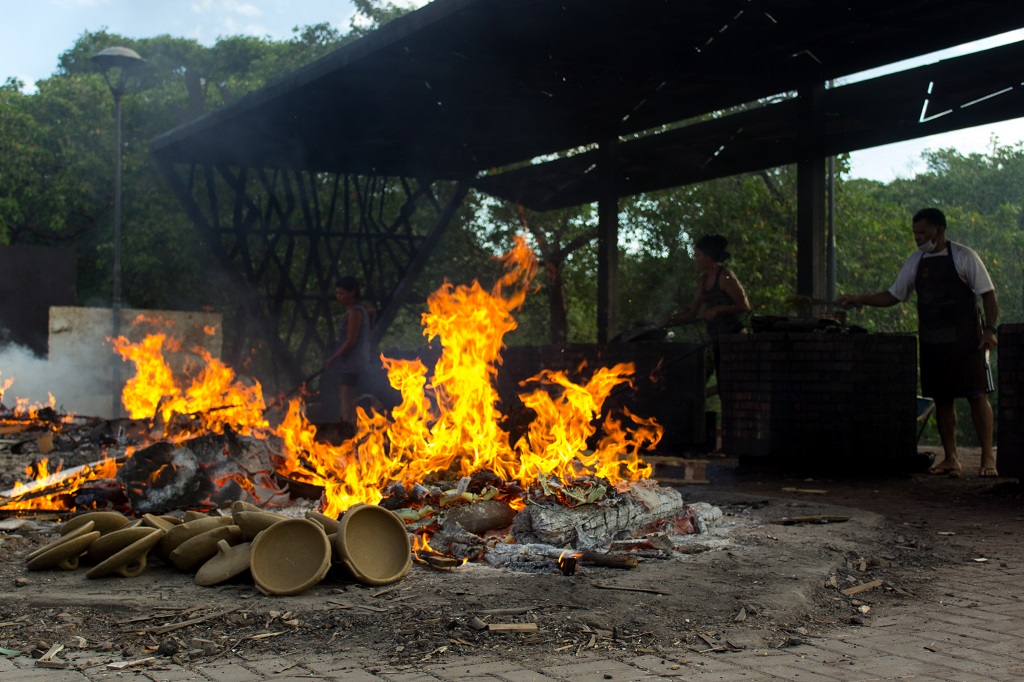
[{"left": 91, "top": 47, "right": 145, "bottom": 96}]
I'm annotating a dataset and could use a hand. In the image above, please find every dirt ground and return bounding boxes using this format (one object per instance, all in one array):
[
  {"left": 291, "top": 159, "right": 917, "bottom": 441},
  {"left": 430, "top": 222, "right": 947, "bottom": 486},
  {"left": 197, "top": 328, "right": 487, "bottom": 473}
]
[{"left": 1, "top": 444, "right": 1021, "bottom": 671}]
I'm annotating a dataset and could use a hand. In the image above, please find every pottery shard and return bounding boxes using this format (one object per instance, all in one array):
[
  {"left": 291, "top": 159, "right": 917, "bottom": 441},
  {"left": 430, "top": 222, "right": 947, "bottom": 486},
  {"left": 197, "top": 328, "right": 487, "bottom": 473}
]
[{"left": 444, "top": 500, "right": 517, "bottom": 535}]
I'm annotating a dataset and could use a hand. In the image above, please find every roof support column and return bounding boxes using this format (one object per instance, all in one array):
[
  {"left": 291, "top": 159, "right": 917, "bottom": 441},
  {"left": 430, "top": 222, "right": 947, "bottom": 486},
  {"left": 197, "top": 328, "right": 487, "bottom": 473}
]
[
  {"left": 597, "top": 137, "right": 620, "bottom": 343},
  {"left": 796, "top": 83, "right": 828, "bottom": 301}
]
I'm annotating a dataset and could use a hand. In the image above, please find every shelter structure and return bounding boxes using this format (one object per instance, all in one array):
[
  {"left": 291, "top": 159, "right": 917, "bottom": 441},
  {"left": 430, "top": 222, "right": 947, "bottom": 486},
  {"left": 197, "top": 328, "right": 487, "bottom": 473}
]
[{"left": 150, "top": 0, "right": 1024, "bottom": 386}]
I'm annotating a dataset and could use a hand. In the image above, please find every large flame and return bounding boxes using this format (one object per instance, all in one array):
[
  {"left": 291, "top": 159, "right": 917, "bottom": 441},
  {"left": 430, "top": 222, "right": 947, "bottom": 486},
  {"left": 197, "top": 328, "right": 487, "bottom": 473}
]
[
  {"left": 275, "top": 237, "right": 660, "bottom": 516},
  {"left": 1, "top": 239, "right": 661, "bottom": 516}
]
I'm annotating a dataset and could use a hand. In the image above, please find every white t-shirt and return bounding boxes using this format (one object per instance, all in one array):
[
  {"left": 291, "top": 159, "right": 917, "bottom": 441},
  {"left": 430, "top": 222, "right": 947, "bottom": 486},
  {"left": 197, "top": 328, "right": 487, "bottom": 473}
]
[{"left": 888, "top": 241, "right": 994, "bottom": 302}]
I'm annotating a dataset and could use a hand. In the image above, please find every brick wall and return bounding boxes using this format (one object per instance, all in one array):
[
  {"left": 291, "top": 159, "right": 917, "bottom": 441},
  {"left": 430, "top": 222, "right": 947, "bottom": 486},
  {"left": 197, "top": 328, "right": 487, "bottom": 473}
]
[
  {"left": 997, "top": 324, "right": 1023, "bottom": 478},
  {"left": 718, "top": 333, "right": 919, "bottom": 469}
]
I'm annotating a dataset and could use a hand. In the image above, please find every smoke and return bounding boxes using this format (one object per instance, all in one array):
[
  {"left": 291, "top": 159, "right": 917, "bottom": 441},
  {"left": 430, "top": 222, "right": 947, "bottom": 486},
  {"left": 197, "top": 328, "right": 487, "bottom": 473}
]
[{"left": 0, "top": 333, "right": 119, "bottom": 417}]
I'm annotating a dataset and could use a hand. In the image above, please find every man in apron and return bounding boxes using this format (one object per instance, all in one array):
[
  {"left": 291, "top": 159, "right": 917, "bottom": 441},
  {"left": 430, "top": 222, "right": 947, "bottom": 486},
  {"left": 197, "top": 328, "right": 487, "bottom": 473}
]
[{"left": 838, "top": 208, "right": 999, "bottom": 478}]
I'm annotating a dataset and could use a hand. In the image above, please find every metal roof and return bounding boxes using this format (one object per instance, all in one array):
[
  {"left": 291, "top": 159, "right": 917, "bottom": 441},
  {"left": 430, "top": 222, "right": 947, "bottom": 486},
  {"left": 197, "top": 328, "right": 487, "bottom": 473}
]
[{"left": 151, "top": 0, "right": 1024, "bottom": 202}]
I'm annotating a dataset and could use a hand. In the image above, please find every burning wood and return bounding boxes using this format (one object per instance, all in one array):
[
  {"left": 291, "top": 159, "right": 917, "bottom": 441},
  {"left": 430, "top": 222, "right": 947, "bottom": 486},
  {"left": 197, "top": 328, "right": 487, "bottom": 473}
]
[{"left": 4, "top": 239, "right": 725, "bottom": 583}]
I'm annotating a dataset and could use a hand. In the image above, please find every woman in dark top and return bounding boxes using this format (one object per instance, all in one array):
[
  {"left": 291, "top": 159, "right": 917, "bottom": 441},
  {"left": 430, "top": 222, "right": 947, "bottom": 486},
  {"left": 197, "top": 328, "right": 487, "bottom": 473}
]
[{"left": 662, "top": 234, "right": 751, "bottom": 376}]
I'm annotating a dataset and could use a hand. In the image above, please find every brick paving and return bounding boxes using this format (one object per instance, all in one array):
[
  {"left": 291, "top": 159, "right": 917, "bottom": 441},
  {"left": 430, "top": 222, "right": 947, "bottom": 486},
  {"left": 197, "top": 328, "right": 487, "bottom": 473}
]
[{"left": 5, "top": 448, "right": 1021, "bottom": 681}]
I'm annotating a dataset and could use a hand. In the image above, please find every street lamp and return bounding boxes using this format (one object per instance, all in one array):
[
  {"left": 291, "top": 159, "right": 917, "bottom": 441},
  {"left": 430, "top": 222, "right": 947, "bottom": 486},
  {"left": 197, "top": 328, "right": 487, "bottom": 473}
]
[{"left": 92, "top": 46, "right": 145, "bottom": 419}]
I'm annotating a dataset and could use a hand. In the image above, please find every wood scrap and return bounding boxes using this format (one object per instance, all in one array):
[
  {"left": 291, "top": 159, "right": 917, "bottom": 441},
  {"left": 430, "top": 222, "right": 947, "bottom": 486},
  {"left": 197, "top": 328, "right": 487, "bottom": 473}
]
[
  {"left": 772, "top": 515, "right": 850, "bottom": 525},
  {"left": 841, "top": 579, "right": 884, "bottom": 596},
  {"left": 487, "top": 623, "right": 538, "bottom": 633},
  {"left": 781, "top": 487, "right": 828, "bottom": 494},
  {"left": 580, "top": 550, "right": 639, "bottom": 569},
  {"left": 592, "top": 583, "right": 670, "bottom": 595},
  {"left": 139, "top": 606, "right": 243, "bottom": 635}
]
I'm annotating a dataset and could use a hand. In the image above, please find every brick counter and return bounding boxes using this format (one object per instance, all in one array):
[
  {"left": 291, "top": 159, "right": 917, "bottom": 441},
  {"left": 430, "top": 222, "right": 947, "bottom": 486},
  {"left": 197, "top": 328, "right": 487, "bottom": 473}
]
[
  {"left": 997, "top": 323, "right": 1024, "bottom": 477},
  {"left": 718, "top": 332, "right": 919, "bottom": 469}
]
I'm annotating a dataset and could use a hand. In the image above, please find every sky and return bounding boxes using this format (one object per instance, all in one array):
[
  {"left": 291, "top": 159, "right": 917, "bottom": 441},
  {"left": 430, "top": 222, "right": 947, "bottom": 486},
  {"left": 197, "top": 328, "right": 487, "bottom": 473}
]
[{"left": 1, "top": 0, "right": 1024, "bottom": 182}]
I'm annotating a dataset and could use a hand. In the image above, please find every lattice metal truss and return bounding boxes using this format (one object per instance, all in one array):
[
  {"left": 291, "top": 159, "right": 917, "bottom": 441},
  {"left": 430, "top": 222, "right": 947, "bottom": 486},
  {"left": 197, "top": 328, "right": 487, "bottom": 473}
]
[{"left": 155, "top": 158, "right": 469, "bottom": 391}]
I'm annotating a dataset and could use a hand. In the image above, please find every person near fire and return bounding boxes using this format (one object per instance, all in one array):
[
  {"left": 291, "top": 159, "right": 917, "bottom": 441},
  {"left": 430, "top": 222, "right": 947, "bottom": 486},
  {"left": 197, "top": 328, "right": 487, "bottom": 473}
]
[
  {"left": 837, "top": 207, "right": 999, "bottom": 478},
  {"left": 661, "top": 234, "right": 751, "bottom": 377},
  {"left": 324, "top": 276, "right": 373, "bottom": 424}
]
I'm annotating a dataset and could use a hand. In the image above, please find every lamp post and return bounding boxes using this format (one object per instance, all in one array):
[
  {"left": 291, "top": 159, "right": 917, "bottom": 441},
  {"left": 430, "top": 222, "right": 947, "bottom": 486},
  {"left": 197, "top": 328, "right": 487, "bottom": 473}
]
[{"left": 92, "top": 46, "right": 145, "bottom": 419}]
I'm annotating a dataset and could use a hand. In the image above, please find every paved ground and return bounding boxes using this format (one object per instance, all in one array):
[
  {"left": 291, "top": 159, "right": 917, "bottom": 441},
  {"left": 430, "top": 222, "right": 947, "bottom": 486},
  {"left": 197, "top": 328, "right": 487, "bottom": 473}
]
[{"left": 3, "top": 446, "right": 1021, "bottom": 681}]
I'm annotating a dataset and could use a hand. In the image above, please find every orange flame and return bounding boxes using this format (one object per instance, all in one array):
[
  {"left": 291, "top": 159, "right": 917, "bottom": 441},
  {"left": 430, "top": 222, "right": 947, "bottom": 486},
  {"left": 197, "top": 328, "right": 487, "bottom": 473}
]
[{"left": 274, "top": 237, "right": 659, "bottom": 516}]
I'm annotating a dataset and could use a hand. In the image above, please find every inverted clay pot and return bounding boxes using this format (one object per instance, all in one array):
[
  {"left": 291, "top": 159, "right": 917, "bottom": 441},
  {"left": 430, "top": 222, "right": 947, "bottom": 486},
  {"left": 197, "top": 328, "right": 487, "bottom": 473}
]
[
  {"left": 86, "top": 527, "right": 165, "bottom": 578},
  {"left": 230, "top": 500, "right": 263, "bottom": 515},
  {"left": 169, "top": 525, "right": 244, "bottom": 572},
  {"left": 305, "top": 510, "right": 340, "bottom": 535},
  {"left": 27, "top": 520, "right": 96, "bottom": 561},
  {"left": 250, "top": 518, "right": 331, "bottom": 596},
  {"left": 142, "top": 513, "right": 178, "bottom": 532},
  {"left": 88, "top": 526, "right": 162, "bottom": 563},
  {"left": 334, "top": 503, "right": 412, "bottom": 586},
  {"left": 27, "top": 530, "right": 100, "bottom": 571},
  {"left": 60, "top": 511, "right": 130, "bottom": 537},
  {"left": 195, "top": 539, "right": 252, "bottom": 587},
  {"left": 158, "top": 515, "right": 236, "bottom": 559},
  {"left": 232, "top": 510, "right": 287, "bottom": 540}
]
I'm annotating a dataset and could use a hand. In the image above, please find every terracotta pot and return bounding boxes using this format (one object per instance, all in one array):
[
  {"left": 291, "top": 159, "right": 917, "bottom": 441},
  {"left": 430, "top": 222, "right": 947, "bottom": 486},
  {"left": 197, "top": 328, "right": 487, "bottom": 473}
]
[
  {"left": 86, "top": 527, "right": 165, "bottom": 579},
  {"left": 334, "top": 503, "right": 412, "bottom": 586},
  {"left": 158, "top": 515, "right": 235, "bottom": 560},
  {"left": 60, "top": 511, "right": 130, "bottom": 537},
  {"left": 27, "top": 530, "right": 100, "bottom": 571},
  {"left": 169, "top": 525, "right": 244, "bottom": 572},
  {"left": 88, "top": 526, "right": 162, "bottom": 562},
  {"left": 250, "top": 519, "right": 331, "bottom": 596},
  {"left": 232, "top": 510, "right": 287, "bottom": 540},
  {"left": 27, "top": 520, "right": 96, "bottom": 561},
  {"left": 195, "top": 539, "right": 252, "bottom": 587}
]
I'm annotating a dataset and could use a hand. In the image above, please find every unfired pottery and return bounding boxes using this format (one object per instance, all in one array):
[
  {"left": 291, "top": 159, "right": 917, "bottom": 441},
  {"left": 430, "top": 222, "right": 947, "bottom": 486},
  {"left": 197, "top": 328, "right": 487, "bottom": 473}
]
[
  {"left": 250, "top": 518, "right": 331, "bottom": 596},
  {"left": 142, "top": 513, "right": 177, "bottom": 532},
  {"left": 305, "top": 511, "right": 340, "bottom": 535},
  {"left": 27, "top": 520, "right": 96, "bottom": 561},
  {"left": 27, "top": 530, "right": 100, "bottom": 571},
  {"left": 232, "top": 509, "right": 287, "bottom": 540},
  {"left": 158, "top": 515, "right": 236, "bottom": 559},
  {"left": 88, "top": 526, "right": 161, "bottom": 562},
  {"left": 86, "top": 527, "right": 165, "bottom": 578},
  {"left": 334, "top": 503, "right": 412, "bottom": 586},
  {"left": 59, "top": 511, "right": 130, "bottom": 537},
  {"left": 195, "top": 539, "right": 252, "bottom": 587},
  {"left": 169, "top": 525, "right": 244, "bottom": 572}
]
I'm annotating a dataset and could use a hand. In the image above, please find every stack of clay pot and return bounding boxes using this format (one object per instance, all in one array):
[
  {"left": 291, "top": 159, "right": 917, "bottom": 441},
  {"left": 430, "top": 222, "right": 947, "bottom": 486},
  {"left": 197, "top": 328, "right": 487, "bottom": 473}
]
[{"left": 23, "top": 501, "right": 413, "bottom": 596}]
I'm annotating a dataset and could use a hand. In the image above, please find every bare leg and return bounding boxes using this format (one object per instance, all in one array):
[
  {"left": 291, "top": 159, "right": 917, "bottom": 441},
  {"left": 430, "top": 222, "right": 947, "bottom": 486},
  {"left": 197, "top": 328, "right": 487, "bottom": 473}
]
[
  {"left": 967, "top": 393, "right": 997, "bottom": 475},
  {"left": 931, "top": 399, "right": 962, "bottom": 476}
]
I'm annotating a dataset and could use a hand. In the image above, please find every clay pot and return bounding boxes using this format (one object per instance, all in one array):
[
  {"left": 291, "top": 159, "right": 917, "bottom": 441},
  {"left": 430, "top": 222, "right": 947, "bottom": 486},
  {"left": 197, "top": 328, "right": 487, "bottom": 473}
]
[
  {"left": 60, "top": 511, "right": 130, "bottom": 537},
  {"left": 27, "top": 530, "right": 100, "bottom": 571},
  {"left": 444, "top": 500, "right": 517, "bottom": 535},
  {"left": 305, "top": 511, "right": 340, "bottom": 535},
  {"left": 86, "top": 527, "right": 165, "bottom": 579},
  {"left": 142, "top": 513, "right": 177, "bottom": 532},
  {"left": 231, "top": 500, "right": 263, "bottom": 515},
  {"left": 88, "top": 526, "right": 162, "bottom": 563},
  {"left": 334, "top": 503, "right": 412, "bottom": 586},
  {"left": 195, "top": 539, "right": 252, "bottom": 587},
  {"left": 169, "top": 525, "right": 244, "bottom": 572},
  {"left": 250, "top": 519, "right": 331, "bottom": 596},
  {"left": 183, "top": 511, "right": 209, "bottom": 523},
  {"left": 27, "top": 520, "right": 96, "bottom": 561},
  {"left": 232, "top": 510, "right": 287, "bottom": 540},
  {"left": 158, "top": 515, "right": 236, "bottom": 559}
]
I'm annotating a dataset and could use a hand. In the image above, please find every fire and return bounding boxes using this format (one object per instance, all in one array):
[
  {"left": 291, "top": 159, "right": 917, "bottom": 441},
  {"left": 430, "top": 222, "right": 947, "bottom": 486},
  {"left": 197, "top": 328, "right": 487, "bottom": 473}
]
[
  {"left": 0, "top": 457, "right": 121, "bottom": 511},
  {"left": 274, "top": 237, "right": 660, "bottom": 517},
  {"left": 112, "top": 325, "right": 268, "bottom": 440},
  {"left": 2, "top": 238, "right": 662, "bottom": 518}
]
